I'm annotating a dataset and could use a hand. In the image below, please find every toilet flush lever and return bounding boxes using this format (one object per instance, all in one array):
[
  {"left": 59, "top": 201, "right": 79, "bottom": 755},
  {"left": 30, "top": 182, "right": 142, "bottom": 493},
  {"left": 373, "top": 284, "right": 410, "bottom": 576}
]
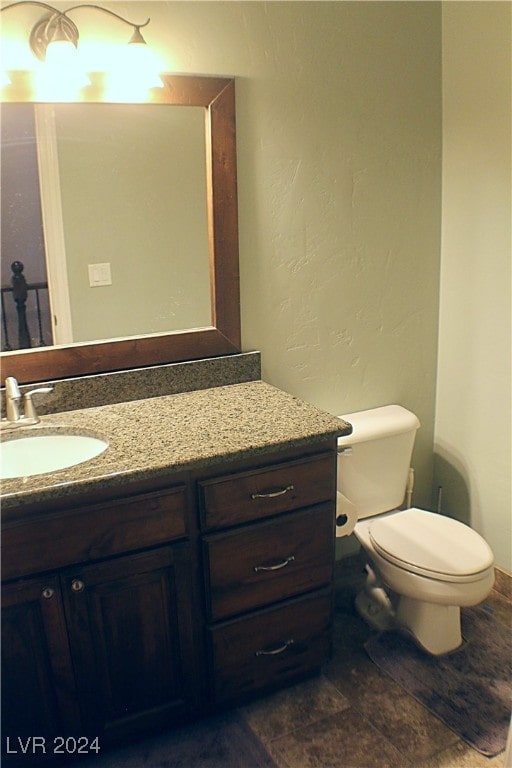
[{"left": 337, "top": 446, "right": 353, "bottom": 456}]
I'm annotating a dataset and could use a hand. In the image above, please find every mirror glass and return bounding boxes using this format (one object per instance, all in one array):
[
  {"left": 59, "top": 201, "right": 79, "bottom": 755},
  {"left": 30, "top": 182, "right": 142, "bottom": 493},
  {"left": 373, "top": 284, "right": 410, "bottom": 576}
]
[
  {"left": 0, "top": 75, "right": 240, "bottom": 384},
  {"left": 2, "top": 101, "right": 211, "bottom": 345}
]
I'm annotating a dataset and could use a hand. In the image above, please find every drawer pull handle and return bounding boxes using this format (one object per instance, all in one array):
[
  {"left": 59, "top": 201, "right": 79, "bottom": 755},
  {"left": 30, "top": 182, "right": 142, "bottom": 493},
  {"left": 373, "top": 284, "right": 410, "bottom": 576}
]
[
  {"left": 251, "top": 484, "right": 294, "bottom": 500},
  {"left": 255, "top": 639, "right": 295, "bottom": 657},
  {"left": 42, "top": 588, "right": 54, "bottom": 600},
  {"left": 254, "top": 555, "right": 295, "bottom": 573}
]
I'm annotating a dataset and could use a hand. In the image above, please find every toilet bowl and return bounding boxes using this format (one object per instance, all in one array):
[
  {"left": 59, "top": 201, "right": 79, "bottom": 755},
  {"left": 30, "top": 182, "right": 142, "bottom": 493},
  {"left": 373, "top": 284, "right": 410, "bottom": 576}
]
[
  {"left": 337, "top": 405, "right": 495, "bottom": 655},
  {"left": 354, "top": 508, "right": 494, "bottom": 654}
]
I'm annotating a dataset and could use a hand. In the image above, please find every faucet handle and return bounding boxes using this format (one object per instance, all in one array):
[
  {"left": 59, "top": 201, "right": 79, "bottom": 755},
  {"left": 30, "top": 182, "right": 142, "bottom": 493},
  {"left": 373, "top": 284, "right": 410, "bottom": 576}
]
[{"left": 23, "top": 386, "right": 54, "bottom": 421}]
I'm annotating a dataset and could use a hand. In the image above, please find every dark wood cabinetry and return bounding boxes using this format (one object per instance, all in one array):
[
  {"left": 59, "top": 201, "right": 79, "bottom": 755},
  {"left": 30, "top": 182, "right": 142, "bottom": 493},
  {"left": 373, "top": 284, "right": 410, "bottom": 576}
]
[
  {"left": 209, "top": 588, "right": 333, "bottom": 702},
  {"left": 2, "top": 485, "right": 200, "bottom": 763},
  {"left": 200, "top": 452, "right": 337, "bottom": 703},
  {"left": 2, "top": 576, "right": 79, "bottom": 742},
  {"left": 2, "top": 485, "right": 188, "bottom": 582},
  {"left": 62, "top": 545, "right": 200, "bottom": 742},
  {"left": 199, "top": 452, "right": 335, "bottom": 530},
  {"left": 2, "top": 544, "right": 200, "bottom": 757},
  {"left": 203, "top": 504, "right": 334, "bottom": 620},
  {"left": 2, "top": 443, "right": 337, "bottom": 760}
]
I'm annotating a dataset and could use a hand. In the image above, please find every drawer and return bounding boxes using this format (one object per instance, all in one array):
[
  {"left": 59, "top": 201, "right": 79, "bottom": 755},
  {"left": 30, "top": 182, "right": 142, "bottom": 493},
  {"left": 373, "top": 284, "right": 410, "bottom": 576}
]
[
  {"left": 203, "top": 504, "right": 334, "bottom": 620},
  {"left": 2, "top": 486, "right": 188, "bottom": 581},
  {"left": 209, "top": 588, "right": 332, "bottom": 703},
  {"left": 199, "top": 453, "right": 336, "bottom": 530}
]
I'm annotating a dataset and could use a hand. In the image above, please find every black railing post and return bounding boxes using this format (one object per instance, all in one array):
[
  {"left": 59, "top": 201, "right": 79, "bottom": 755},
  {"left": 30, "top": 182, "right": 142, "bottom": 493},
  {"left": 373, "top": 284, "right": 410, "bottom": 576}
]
[
  {"left": 34, "top": 287, "right": 47, "bottom": 347},
  {"left": 1, "top": 262, "right": 50, "bottom": 351},
  {"left": 11, "top": 261, "right": 31, "bottom": 349},
  {"left": 1, "top": 291, "right": 13, "bottom": 351}
]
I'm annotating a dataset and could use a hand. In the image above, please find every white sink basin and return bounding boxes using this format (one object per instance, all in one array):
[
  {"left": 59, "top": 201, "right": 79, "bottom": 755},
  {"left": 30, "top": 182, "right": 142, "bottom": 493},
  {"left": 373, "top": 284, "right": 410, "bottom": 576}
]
[{"left": 1, "top": 432, "right": 109, "bottom": 479}]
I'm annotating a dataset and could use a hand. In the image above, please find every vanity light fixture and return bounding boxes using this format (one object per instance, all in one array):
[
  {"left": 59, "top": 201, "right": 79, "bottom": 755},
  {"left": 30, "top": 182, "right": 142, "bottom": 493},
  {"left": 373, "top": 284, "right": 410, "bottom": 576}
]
[
  {"left": 0, "top": 69, "right": 12, "bottom": 86},
  {"left": 0, "top": 1, "right": 164, "bottom": 100}
]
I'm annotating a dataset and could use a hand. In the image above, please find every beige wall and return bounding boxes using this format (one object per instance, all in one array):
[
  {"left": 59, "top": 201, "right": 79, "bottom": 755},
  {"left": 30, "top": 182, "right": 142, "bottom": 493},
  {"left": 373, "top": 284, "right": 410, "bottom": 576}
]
[
  {"left": 2, "top": 2, "right": 444, "bottom": 547},
  {"left": 141, "top": 1, "right": 442, "bottom": 516},
  {"left": 142, "top": 1, "right": 441, "bottom": 562},
  {"left": 436, "top": 2, "right": 511, "bottom": 570},
  {"left": 5, "top": 3, "right": 508, "bottom": 569}
]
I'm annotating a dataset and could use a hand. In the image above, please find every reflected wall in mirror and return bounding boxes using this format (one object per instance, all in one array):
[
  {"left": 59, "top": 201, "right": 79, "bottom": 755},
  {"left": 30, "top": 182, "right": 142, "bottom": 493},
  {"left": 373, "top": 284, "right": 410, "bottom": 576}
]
[
  {"left": 0, "top": 75, "right": 240, "bottom": 384},
  {"left": 3, "top": 101, "right": 210, "bottom": 346}
]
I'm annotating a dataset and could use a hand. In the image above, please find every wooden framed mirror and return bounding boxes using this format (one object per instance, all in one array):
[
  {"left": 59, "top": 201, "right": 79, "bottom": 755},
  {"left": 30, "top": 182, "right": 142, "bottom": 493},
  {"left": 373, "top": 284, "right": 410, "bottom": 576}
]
[{"left": 1, "top": 74, "right": 240, "bottom": 384}]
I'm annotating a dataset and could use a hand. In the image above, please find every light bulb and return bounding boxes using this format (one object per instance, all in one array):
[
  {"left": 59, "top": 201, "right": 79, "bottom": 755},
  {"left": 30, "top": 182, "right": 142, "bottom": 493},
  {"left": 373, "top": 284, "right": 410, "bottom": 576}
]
[
  {"left": 35, "top": 39, "right": 90, "bottom": 101},
  {"left": 126, "top": 42, "right": 163, "bottom": 89},
  {"left": 105, "top": 39, "right": 163, "bottom": 102},
  {"left": 0, "top": 70, "right": 12, "bottom": 87}
]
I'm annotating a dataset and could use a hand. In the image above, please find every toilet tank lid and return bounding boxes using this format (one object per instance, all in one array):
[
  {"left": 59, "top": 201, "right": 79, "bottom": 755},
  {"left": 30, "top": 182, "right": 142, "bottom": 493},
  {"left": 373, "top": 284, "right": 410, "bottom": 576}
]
[{"left": 337, "top": 404, "right": 420, "bottom": 445}]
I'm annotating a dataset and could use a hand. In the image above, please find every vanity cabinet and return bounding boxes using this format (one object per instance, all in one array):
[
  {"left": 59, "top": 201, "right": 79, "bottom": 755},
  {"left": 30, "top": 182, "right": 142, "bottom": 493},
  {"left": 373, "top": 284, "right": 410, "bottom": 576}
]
[
  {"left": 2, "top": 441, "right": 339, "bottom": 760},
  {"left": 1, "top": 486, "right": 202, "bottom": 764},
  {"left": 199, "top": 452, "right": 337, "bottom": 703}
]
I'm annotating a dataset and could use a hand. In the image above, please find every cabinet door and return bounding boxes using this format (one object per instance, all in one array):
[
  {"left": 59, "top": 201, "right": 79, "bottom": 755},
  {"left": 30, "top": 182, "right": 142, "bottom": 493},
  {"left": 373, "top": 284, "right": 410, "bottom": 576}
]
[
  {"left": 1, "top": 576, "right": 80, "bottom": 749},
  {"left": 63, "top": 545, "right": 201, "bottom": 744}
]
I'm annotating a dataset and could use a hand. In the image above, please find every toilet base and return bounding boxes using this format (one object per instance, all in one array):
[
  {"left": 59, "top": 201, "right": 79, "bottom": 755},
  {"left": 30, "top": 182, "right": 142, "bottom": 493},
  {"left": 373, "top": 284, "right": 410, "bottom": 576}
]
[
  {"left": 355, "top": 564, "right": 464, "bottom": 655},
  {"left": 355, "top": 564, "right": 396, "bottom": 631},
  {"left": 396, "top": 596, "right": 462, "bottom": 655},
  {"left": 355, "top": 589, "right": 395, "bottom": 631}
]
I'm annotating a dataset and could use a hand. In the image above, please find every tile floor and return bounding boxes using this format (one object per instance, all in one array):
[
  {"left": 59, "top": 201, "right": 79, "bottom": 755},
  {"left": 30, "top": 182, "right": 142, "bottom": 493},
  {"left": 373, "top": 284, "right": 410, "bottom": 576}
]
[{"left": 239, "top": 558, "right": 511, "bottom": 768}]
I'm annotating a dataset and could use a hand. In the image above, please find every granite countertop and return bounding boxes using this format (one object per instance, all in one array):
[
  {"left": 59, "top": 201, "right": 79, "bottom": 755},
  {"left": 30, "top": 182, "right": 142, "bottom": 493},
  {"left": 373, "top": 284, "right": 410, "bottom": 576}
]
[{"left": 1, "top": 381, "right": 351, "bottom": 511}]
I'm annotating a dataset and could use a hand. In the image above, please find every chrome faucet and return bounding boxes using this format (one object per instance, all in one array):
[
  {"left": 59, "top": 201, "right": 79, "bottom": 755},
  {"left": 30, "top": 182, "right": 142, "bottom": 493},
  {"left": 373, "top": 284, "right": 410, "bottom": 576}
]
[{"left": 2, "top": 376, "right": 53, "bottom": 431}]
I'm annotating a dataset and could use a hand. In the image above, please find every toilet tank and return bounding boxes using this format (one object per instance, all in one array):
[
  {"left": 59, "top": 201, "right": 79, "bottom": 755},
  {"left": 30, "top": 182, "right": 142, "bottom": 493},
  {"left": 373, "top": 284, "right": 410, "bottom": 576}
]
[{"left": 337, "top": 405, "right": 420, "bottom": 519}]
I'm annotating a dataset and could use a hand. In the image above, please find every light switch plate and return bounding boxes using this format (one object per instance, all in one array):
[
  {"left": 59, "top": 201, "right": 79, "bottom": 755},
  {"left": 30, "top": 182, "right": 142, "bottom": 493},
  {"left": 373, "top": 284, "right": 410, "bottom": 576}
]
[{"left": 88, "top": 262, "right": 112, "bottom": 287}]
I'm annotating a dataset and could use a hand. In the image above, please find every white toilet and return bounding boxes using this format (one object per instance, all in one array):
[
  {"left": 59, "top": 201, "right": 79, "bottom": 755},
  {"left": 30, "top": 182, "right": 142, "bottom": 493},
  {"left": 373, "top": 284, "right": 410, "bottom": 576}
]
[{"left": 337, "top": 404, "right": 495, "bottom": 655}]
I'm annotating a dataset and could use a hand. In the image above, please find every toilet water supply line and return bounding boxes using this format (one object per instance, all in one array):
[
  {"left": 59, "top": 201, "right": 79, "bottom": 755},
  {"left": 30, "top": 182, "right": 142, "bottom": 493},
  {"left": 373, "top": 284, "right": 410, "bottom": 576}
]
[
  {"left": 405, "top": 467, "right": 415, "bottom": 508},
  {"left": 405, "top": 468, "right": 443, "bottom": 513}
]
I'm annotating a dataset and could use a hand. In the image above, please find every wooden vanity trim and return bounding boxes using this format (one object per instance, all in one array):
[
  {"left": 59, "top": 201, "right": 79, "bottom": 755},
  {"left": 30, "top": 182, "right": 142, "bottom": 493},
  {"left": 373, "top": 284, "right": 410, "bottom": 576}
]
[{"left": 2, "top": 485, "right": 188, "bottom": 581}]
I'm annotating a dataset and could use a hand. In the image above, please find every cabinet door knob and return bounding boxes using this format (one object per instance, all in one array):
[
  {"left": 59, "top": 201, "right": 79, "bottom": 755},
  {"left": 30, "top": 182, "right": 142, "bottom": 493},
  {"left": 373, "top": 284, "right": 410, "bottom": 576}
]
[
  {"left": 41, "top": 587, "right": 55, "bottom": 599},
  {"left": 71, "top": 579, "right": 85, "bottom": 593},
  {"left": 251, "top": 484, "right": 294, "bottom": 500}
]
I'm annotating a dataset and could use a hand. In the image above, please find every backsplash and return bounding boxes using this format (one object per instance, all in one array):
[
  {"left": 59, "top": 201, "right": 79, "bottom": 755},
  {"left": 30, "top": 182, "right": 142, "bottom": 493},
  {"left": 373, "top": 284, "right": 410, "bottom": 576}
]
[{"left": 1, "top": 352, "right": 261, "bottom": 416}]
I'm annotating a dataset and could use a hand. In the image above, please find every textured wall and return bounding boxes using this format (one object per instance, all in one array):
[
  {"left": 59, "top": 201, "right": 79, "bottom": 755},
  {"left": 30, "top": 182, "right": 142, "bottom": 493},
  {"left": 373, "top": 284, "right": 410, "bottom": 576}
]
[
  {"left": 146, "top": 1, "right": 442, "bottom": 510},
  {"left": 2, "top": 2, "right": 443, "bottom": 516},
  {"left": 436, "top": 2, "right": 511, "bottom": 570}
]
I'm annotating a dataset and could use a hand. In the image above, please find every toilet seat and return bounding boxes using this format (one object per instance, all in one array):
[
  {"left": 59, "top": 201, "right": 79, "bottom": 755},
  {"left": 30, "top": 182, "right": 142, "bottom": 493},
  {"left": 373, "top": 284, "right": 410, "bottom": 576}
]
[{"left": 369, "top": 508, "right": 494, "bottom": 583}]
